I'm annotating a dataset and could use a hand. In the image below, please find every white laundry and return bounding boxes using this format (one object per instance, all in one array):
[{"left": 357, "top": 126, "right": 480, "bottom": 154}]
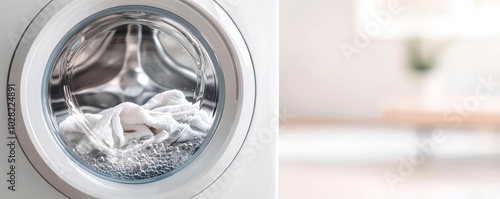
[{"left": 58, "top": 90, "right": 211, "bottom": 155}]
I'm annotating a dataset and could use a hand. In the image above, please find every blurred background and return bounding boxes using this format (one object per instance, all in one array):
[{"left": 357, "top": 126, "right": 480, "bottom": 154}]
[{"left": 280, "top": 0, "right": 500, "bottom": 198}]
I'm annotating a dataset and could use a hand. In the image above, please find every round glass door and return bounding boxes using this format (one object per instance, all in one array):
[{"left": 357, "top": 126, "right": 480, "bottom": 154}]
[{"left": 45, "top": 7, "right": 222, "bottom": 183}]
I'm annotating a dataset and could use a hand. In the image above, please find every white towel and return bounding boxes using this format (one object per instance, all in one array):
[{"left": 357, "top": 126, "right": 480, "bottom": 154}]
[{"left": 58, "top": 90, "right": 211, "bottom": 155}]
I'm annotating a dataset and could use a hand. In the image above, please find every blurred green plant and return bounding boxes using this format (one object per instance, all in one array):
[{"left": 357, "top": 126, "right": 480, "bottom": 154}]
[{"left": 407, "top": 38, "right": 435, "bottom": 74}]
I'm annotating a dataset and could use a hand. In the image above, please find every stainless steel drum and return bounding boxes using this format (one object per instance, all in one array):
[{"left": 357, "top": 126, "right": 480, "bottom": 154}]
[{"left": 46, "top": 8, "right": 222, "bottom": 183}]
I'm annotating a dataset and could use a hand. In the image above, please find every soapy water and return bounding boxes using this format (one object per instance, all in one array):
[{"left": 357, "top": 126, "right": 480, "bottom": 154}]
[{"left": 76, "top": 136, "right": 205, "bottom": 181}]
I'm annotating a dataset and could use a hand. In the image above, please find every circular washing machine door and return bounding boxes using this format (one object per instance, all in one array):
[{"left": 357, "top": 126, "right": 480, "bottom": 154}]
[{"left": 8, "top": 0, "right": 255, "bottom": 198}]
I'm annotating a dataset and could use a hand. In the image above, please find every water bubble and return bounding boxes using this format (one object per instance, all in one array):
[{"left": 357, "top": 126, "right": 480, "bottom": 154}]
[{"left": 77, "top": 136, "right": 204, "bottom": 181}]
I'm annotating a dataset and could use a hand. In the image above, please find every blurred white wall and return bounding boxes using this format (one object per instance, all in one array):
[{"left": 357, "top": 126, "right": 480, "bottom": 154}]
[
  {"left": 280, "top": 0, "right": 417, "bottom": 120},
  {"left": 280, "top": 0, "right": 500, "bottom": 121}
]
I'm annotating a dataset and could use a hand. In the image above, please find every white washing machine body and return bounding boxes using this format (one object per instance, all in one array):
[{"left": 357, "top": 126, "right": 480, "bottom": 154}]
[{"left": 0, "top": 0, "right": 277, "bottom": 198}]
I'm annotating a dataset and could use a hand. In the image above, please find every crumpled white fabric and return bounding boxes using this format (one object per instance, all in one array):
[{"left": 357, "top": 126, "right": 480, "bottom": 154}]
[{"left": 58, "top": 90, "right": 211, "bottom": 155}]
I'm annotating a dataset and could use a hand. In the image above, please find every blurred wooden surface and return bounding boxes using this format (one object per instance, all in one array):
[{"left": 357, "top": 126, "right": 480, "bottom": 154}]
[{"left": 383, "top": 97, "right": 500, "bottom": 127}]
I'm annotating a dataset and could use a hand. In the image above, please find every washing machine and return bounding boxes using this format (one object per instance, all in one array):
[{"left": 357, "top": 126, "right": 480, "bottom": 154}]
[{"left": 0, "top": 0, "right": 277, "bottom": 198}]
